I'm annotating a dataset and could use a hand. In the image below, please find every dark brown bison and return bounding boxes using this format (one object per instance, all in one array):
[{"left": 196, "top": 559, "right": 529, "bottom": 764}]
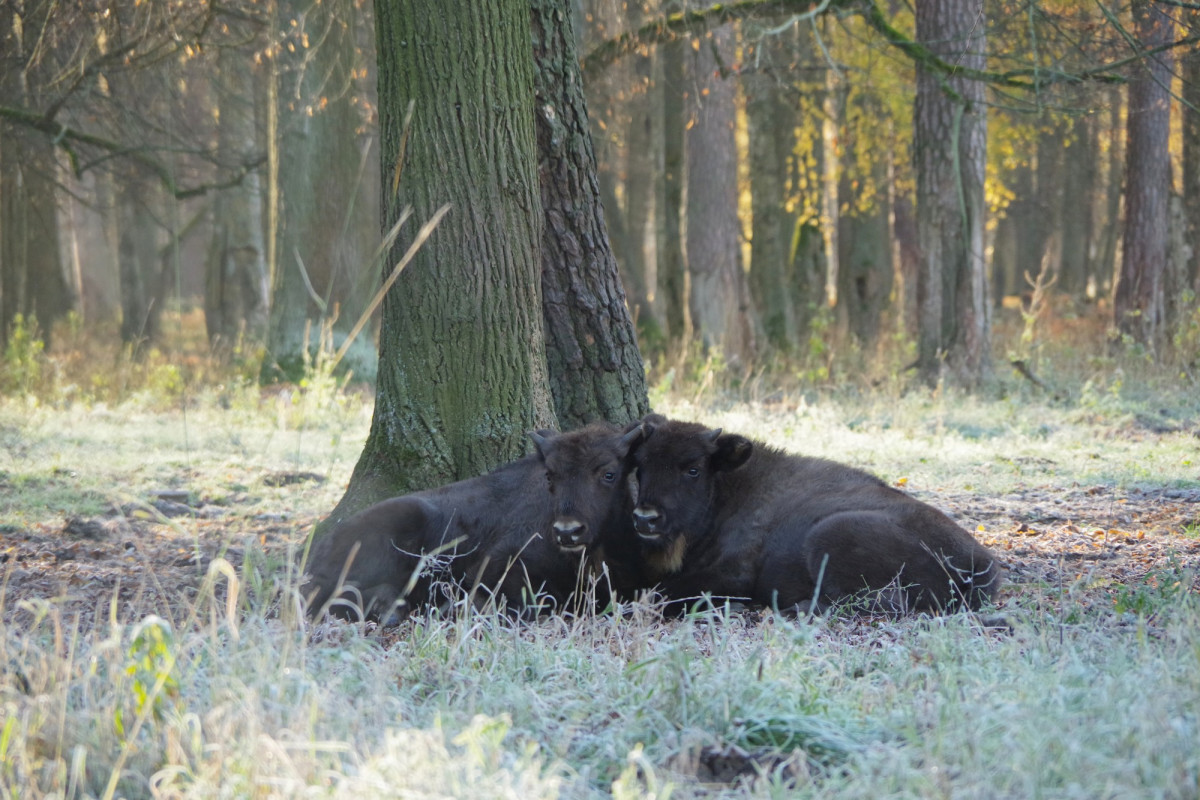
[
  {"left": 302, "top": 423, "right": 637, "bottom": 621},
  {"left": 529, "top": 421, "right": 649, "bottom": 597},
  {"left": 627, "top": 414, "right": 1001, "bottom": 613}
]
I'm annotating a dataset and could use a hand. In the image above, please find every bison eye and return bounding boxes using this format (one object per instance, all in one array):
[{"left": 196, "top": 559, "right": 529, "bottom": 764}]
[
  {"left": 602, "top": 470, "right": 617, "bottom": 484},
  {"left": 686, "top": 467, "right": 700, "bottom": 477}
]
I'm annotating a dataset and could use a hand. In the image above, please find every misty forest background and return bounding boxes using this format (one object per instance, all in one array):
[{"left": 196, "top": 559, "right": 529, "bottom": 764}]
[{"left": 1, "top": 0, "right": 1199, "bottom": 432}]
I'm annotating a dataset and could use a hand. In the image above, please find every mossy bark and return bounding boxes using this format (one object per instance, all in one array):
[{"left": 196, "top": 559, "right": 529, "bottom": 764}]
[
  {"left": 326, "top": 0, "right": 554, "bottom": 523},
  {"left": 531, "top": 0, "right": 649, "bottom": 429}
]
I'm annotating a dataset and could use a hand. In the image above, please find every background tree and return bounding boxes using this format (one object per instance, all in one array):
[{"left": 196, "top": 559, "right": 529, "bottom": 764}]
[
  {"left": 1181, "top": 11, "right": 1200, "bottom": 299},
  {"left": 265, "top": 0, "right": 380, "bottom": 382},
  {"left": 206, "top": 14, "right": 270, "bottom": 350},
  {"left": 1114, "top": 0, "right": 1173, "bottom": 353},
  {"left": 912, "top": 0, "right": 990, "bottom": 386},
  {"left": 685, "top": 24, "right": 757, "bottom": 364},
  {"left": 0, "top": 0, "right": 72, "bottom": 346}
]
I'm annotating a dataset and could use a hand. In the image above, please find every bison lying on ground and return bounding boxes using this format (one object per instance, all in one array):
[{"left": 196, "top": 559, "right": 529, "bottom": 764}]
[
  {"left": 302, "top": 423, "right": 641, "bottom": 621},
  {"left": 624, "top": 414, "right": 1001, "bottom": 613}
]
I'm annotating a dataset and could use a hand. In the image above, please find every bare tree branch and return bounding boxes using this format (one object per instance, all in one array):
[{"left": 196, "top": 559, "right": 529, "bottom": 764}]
[
  {"left": 581, "top": 0, "right": 1200, "bottom": 95},
  {"left": 0, "top": 104, "right": 264, "bottom": 200}
]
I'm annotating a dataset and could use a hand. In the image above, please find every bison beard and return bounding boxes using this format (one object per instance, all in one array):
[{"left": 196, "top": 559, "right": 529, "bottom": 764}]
[
  {"left": 301, "top": 424, "right": 636, "bottom": 622},
  {"left": 627, "top": 415, "right": 1001, "bottom": 614}
]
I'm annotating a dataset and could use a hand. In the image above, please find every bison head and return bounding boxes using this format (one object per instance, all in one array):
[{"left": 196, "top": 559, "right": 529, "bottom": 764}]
[
  {"left": 529, "top": 423, "right": 645, "bottom": 552},
  {"left": 630, "top": 415, "right": 752, "bottom": 558}
]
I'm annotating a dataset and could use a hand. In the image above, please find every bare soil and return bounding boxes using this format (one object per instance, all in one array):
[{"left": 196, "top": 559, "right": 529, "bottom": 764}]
[{"left": 3, "top": 481, "right": 1197, "bottom": 632}]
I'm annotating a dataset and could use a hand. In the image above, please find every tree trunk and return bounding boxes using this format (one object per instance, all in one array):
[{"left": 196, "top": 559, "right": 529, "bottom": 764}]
[
  {"left": 206, "top": 24, "right": 269, "bottom": 350},
  {"left": 328, "top": 0, "right": 553, "bottom": 520},
  {"left": 1096, "top": 88, "right": 1124, "bottom": 299},
  {"left": 115, "top": 175, "right": 162, "bottom": 348},
  {"left": 657, "top": 38, "right": 688, "bottom": 342},
  {"left": 992, "top": 160, "right": 1029, "bottom": 305},
  {"left": 0, "top": 1, "right": 71, "bottom": 347},
  {"left": 746, "top": 25, "right": 801, "bottom": 351},
  {"left": 913, "top": 0, "right": 990, "bottom": 386},
  {"left": 685, "top": 24, "right": 755, "bottom": 364},
  {"left": 266, "top": 0, "right": 378, "bottom": 383},
  {"left": 1114, "top": 0, "right": 1173, "bottom": 353},
  {"left": 1059, "top": 114, "right": 1097, "bottom": 298},
  {"left": 1183, "top": 12, "right": 1200, "bottom": 297},
  {"left": 530, "top": 0, "right": 649, "bottom": 429},
  {"left": 837, "top": 92, "right": 893, "bottom": 346},
  {"left": 620, "top": 0, "right": 661, "bottom": 347}
]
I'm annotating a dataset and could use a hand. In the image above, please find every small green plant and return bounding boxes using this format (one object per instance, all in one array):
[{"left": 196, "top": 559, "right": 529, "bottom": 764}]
[
  {"left": 116, "top": 615, "right": 180, "bottom": 739},
  {"left": 1, "top": 313, "right": 46, "bottom": 395},
  {"left": 1111, "top": 560, "right": 1196, "bottom": 617}
]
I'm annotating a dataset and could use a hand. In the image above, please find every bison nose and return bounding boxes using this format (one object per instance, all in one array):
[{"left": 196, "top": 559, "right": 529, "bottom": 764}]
[
  {"left": 552, "top": 519, "right": 588, "bottom": 551},
  {"left": 632, "top": 506, "right": 662, "bottom": 537}
]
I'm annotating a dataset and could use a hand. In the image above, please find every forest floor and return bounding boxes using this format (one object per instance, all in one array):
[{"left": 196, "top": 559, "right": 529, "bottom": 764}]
[
  {"left": 2, "top": 382, "right": 1199, "bottom": 634},
  {"left": 2, "top": 361, "right": 1199, "bottom": 797}
]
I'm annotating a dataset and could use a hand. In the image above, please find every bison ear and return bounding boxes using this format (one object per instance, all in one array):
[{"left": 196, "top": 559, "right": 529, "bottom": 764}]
[
  {"left": 639, "top": 412, "right": 667, "bottom": 440},
  {"left": 527, "top": 429, "right": 557, "bottom": 458},
  {"left": 712, "top": 434, "right": 753, "bottom": 472}
]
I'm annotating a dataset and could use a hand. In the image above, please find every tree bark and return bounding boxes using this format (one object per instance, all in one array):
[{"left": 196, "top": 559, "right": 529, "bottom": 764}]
[
  {"left": 1114, "top": 0, "right": 1173, "bottom": 353},
  {"left": 530, "top": 0, "right": 649, "bottom": 429},
  {"left": 913, "top": 0, "right": 990, "bottom": 386},
  {"left": 328, "top": 0, "right": 553, "bottom": 520},
  {"left": 685, "top": 24, "right": 755, "bottom": 364}
]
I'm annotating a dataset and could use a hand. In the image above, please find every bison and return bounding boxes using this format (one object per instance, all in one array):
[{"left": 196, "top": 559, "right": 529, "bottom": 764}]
[
  {"left": 302, "top": 423, "right": 640, "bottom": 622},
  {"left": 529, "top": 421, "right": 649, "bottom": 597},
  {"left": 625, "top": 414, "right": 1001, "bottom": 613}
]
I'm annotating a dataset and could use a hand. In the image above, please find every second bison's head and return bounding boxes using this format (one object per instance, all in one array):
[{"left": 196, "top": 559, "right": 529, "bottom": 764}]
[
  {"left": 529, "top": 422, "right": 645, "bottom": 552},
  {"left": 630, "top": 415, "right": 752, "bottom": 560}
]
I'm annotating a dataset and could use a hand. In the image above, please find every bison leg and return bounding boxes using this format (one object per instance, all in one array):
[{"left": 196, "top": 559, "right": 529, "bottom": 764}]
[
  {"left": 803, "top": 510, "right": 998, "bottom": 612},
  {"left": 301, "top": 497, "right": 440, "bottom": 621}
]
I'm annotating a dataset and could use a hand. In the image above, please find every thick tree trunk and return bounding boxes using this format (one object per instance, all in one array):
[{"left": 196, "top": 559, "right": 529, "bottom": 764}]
[
  {"left": 1114, "top": 0, "right": 1173, "bottom": 353},
  {"left": 328, "top": 0, "right": 553, "bottom": 520},
  {"left": 266, "top": 0, "right": 378, "bottom": 383},
  {"left": 530, "top": 0, "right": 649, "bottom": 429},
  {"left": 913, "top": 0, "right": 990, "bottom": 386},
  {"left": 685, "top": 24, "right": 755, "bottom": 363},
  {"left": 206, "top": 26, "right": 269, "bottom": 350}
]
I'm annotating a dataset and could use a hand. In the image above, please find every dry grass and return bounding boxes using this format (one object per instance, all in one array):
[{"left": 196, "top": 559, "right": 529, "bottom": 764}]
[{"left": 1, "top": 310, "right": 1199, "bottom": 798}]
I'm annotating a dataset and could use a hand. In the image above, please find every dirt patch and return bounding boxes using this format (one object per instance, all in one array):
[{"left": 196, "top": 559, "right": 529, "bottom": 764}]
[{"left": 2, "top": 486, "right": 1197, "bottom": 631}]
